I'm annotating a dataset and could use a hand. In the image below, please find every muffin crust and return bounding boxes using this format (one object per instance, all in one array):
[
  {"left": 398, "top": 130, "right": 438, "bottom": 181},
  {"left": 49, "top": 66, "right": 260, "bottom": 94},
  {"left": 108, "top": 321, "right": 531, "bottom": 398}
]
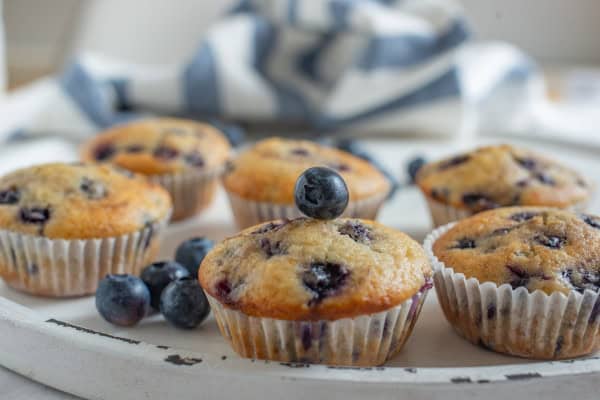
[
  {"left": 433, "top": 207, "right": 600, "bottom": 295},
  {"left": 200, "top": 218, "right": 431, "bottom": 320}
]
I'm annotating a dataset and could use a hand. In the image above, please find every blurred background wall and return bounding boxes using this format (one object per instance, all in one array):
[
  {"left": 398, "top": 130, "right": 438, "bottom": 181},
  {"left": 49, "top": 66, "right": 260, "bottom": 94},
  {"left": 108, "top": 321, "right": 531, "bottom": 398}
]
[{"left": 4, "top": 0, "right": 600, "bottom": 89}]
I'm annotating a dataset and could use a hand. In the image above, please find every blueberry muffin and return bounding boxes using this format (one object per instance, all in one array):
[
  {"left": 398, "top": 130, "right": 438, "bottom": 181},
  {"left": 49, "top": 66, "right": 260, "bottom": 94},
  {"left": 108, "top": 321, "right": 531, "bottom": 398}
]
[
  {"left": 0, "top": 163, "right": 172, "bottom": 297},
  {"left": 200, "top": 218, "right": 432, "bottom": 366},
  {"left": 81, "top": 118, "right": 231, "bottom": 221},
  {"left": 416, "top": 144, "right": 592, "bottom": 227},
  {"left": 425, "top": 207, "right": 600, "bottom": 359},
  {"left": 223, "top": 137, "right": 391, "bottom": 228}
]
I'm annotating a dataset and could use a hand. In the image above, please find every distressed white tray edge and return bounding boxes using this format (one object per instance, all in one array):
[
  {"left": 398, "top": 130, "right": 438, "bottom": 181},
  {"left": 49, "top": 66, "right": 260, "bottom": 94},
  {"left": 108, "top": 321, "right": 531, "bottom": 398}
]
[{"left": 1, "top": 296, "right": 600, "bottom": 400}]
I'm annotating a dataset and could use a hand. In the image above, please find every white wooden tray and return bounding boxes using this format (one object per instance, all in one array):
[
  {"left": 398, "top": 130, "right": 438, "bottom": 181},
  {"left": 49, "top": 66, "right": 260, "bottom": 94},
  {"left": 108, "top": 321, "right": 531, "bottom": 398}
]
[{"left": 1, "top": 137, "right": 599, "bottom": 400}]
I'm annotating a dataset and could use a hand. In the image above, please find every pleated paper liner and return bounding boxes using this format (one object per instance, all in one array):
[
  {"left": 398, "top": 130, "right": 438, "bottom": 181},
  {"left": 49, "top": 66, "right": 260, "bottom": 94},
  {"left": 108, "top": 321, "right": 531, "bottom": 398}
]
[
  {"left": 207, "top": 284, "right": 431, "bottom": 366},
  {"left": 150, "top": 167, "right": 223, "bottom": 222},
  {"left": 0, "top": 216, "right": 169, "bottom": 297},
  {"left": 424, "top": 223, "right": 600, "bottom": 359}
]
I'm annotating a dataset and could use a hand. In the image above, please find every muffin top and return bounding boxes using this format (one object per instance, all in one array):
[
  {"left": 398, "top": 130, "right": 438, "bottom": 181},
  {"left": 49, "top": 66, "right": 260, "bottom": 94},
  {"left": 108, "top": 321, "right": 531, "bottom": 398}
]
[
  {"left": 0, "top": 163, "right": 172, "bottom": 239},
  {"left": 416, "top": 144, "right": 590, "bottom": 212},
  {"left": 199, "top": 218, "right": 431, "bottom": 320},
  {"left": 433, "top": 207, "right": 600, "bottom": 295},
  {"left": 223, "top": 137, "right": 390, "bottom": 203},
  {"left": 81, "top": 118, "right": 231, "bottom": 175}
]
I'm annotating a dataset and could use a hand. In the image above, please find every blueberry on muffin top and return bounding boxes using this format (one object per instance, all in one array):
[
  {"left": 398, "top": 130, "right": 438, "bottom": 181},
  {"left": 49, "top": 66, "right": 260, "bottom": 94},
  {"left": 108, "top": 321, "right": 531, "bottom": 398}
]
[
  {"left": 222, "top": 137, "right": 390, "bottom": 203},
  {"left": 416, "top": 145, "right": 591, "bottom": 212},
  {"left": 433, "top": 207, "right": 600, "bottom": 295},
  {"left": 81, "top": 118, "right": 231, "bottom": 175},
  {"left": 199, "top": 218, "right": 431, "bottom": 320},
  {"left": 0, "top": 163, "right": 172, "bottom": 239}
]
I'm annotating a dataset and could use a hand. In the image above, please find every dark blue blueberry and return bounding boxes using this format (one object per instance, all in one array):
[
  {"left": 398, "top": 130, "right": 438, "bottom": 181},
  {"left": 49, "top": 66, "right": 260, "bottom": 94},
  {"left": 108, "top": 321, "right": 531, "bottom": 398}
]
[
  {"left": 80, "top": 178, "right": 107, "bottom": 200},
  {"left": 160, "top": 277, "right": 210, "bottom": 329},
  {"left": 153, "top": 146, "right": 179, "bottom": 160},
  {"left": 535, "top": 172, "right": 555, "bottom": 186},
  {"left": 140, "top": 261, "right": 190, "bottom": 309},
  {"left": 439, "top": 155, "right": 469, "bottom": 170},
  {"left": 252, "top": 220, "right": 288, "bottom": 234},
  {"left": 407, "top": 156, "right": 427, "bottom": 183},
  {"left": 0, "top": 187, "right": 20, "bottom": 205},
  {"left": 95, "top": 274, "right": 150, "bottom": 327},
  {"left": 125, "top": 144, "right": 144, "bottom": 153},
  {"left": 94, "top": 143, "right": 116, "bottom": 161},
  {"left": 20, "top": 207, "right": 50, "bottom": 224},
  {"left": 174, "top": 237, "right": 214, "bottom": 276},
  {"left": 291, "top": 148, "right": 310, "bottom": 156},
  {"left": 461, "top": 193, "right": 498, "bottom": 211},
  {"left": 535, "top": 234, "right": 566, "bottom": 249},
  {"left": 259, "top": 238, "right": 285, "bottom": 258},
  {"left": 302, "top": 262, "right": 349, "bottom": 305},
  {"left": 207, "top": 119, "right": 245, "bottom": 147},
  {"left": 294, "top": 167, "right": 349, "bottom": 220},
  {"left": 507, "top": 265, "right": 530, "bottom": 289},
  {"left": 515, "top": 157, "right": 537, "bottom": 170},
  {"left": 185, "top": 152, "right": 205, "bottom": 168},
  {"left": 510, "top": 212, "right": 538, "bottom": 222},
  {"left": 338, "top": 221, "right": 372, "bottom": 244},
  {"left": 453, "top": 238, "right": 476, "bottom": 249},
  {"left": 561, "top": 268, "right": 600, "bottom": 293},
  {"left": 582, "top": 214, "right": 600, "bottom": 230}
]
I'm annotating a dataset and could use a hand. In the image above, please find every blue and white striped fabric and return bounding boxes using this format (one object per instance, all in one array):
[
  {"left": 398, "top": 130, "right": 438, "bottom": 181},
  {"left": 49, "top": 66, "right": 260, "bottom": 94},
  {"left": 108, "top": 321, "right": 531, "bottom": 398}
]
[{"left": 12, "top": 0, "right": 541, "bottom": 140}]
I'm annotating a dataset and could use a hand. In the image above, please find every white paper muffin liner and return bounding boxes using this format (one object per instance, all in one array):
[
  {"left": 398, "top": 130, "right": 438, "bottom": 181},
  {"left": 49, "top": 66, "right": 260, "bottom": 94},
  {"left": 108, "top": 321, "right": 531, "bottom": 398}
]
[
  {"left": 225, "top": 191, "right": 388, "bottom": 229},
  {"left": 0, "top": 217, "right": 169, "bottom": 297},
  {"left": 424, "top": 223, "right": 600, "bottom": 359},
  {"left": 424, "top": 196, "right": 590, "bottom": 228},
  {"left": 150, "top": 167, "right": 223, "bottom": 222},
  {"left": 207, "top": 285, "right": 430, "bottom": 366}
]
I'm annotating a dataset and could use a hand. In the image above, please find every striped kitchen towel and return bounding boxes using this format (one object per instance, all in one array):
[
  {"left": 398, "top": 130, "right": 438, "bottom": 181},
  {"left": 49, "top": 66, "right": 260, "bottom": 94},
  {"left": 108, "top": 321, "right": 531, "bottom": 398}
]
[{"left": 10, "top": 0, "right": 542, "bottom": 141}]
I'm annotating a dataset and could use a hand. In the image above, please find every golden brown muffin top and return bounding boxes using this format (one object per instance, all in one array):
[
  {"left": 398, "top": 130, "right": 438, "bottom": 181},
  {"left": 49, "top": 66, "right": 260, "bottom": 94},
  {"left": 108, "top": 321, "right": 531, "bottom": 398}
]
[
  {"left": 0, "top": 163, "right": 172, "bottom": 239},
  {"left": 416, "top": 144, "right": 591, "bottom": 212},
  {"left": 222, "top": 137, "right": 390, "bottom": 203},
  {"left": 199, "top": 218, "right": 431, "bottom": 321},
  {"left": 81, "top": 118, "right": 231, "bottom": 175},
  {"left": 433, "top": 207, "right": 600, "bottom": 295}
]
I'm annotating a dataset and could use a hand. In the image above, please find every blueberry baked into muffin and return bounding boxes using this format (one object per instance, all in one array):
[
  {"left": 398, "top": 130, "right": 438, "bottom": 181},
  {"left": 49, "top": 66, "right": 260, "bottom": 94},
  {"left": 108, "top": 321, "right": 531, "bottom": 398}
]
[
  {"left": 201, "top": 167, "right": 431, "bottom": 366},
  {"left": 416, "top": 144, "right": 591, "bottom": 227},
  {"left": 81, "top": 118, "right": 231, "bottom": 221},
  {"left": 0, "top": 163, "right": 172, "bottom": 297},
  {"left": 425, "top": 207, "right": 600, "bottom": 359},
  {"left": 223, "top": 137, "right": 390, "bottom": 228}
]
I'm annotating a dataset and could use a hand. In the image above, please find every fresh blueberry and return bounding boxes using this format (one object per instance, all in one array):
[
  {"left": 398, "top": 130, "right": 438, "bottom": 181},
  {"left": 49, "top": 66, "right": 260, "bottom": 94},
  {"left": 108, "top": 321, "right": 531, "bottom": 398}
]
[
  {"left": 160, "top": 277, "right": 210, "bottom": 329},
  {"left": 294, "top": 167, "right": 349, "bottom": 220},
  {"left": 174, "top": 237, "right": 215, "bottom": 276},
  {"left": 0, "top": 187, "right": 20, "bottom": 205},
  {"left": 95, "top": 274, "right": 150, "bottom": 327},
  {"left": 407, "top": 156, "right": 427, "bottom": 183},
  {"left": 140, "top": 261, "right": 190, "bottom": 309},
  {"left": 207, "top": 119, "right": 245, "bottom": 147}
]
